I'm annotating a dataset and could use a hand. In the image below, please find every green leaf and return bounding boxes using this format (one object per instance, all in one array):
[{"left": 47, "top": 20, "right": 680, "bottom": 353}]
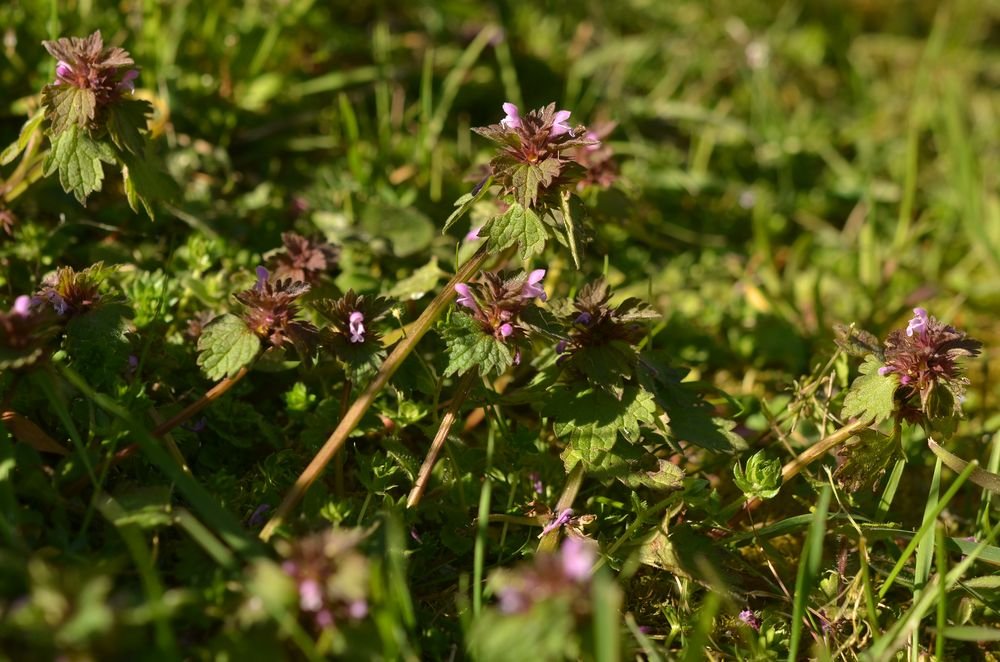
[
  {"left": 928, "top": 439, "right": 1000, "bottom": 495},
  {"left": 443, "top": 177, "right": 492, "bottom": 232},
  {"left": 42, "top": 84, "right": 97, "bottom": 135},
  {"left": 841, "top": 355, "right": 898, "bottom": 425},
  {"left": 510, "top": 159, "right": 560, "bottom": 208},
  {"left": 0, "top": 110, "right": 44, "bottom": 166},
  {"left": 196, "top": 313, "right": 261, "bottom": 380},
  {"left": 733, "top": 450, "right": 782, "bottom": 500},
  {"left": 834, "top": 430, "right": 901, "bottom": 492},
  {"left": 42, "top": 125, "right": 117, "bottom": 204},
  {"left": 121, "top": 149, "right": 178, "bottom": 220},
  {"left": 442, "top": 313, "right": 513, "bottom": 378},
  {"left": 361, "top": 201, "right": 434, "bottom": 257},
  {"left": 479, "top": 202, "right": 548, "bottom": 261},
  {"left": 106, "top": 98, "right": 152, "bottom": 155},
  {"left": 63, "top": 303, "right": 133, "bottom": 388},
  {"left": 638, "top": 355, "right": 746, "bottom": 453},
  {"left": 547, "top": 385, "right": 656, "bottom": 471},
  {"left": 587, "top": 438, "right": 684, "bottom": 491},
  {"left": 386, "top": 257, "right": 445, "bottom": 300}
]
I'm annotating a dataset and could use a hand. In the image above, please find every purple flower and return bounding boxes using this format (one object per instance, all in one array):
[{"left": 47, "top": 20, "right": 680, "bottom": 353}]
[
  {"left": 11, "top": 296, "right": 31, "bottom": 317},
  {"left": 465, "top": 226, "right": 482, "bottom": 242},
  {"left": 555, "top": 339, "right": 569, "bottom": 354},
  {"left": 906, "top": 307, "right": 929, "bottom": 338},
  {"left": 118, "top": 69, "right": 139, "bottom": 93},
  {"left": 299, "top": 578, "right": 324, "bottom": 612},
  {"left": 550, "top": 110, "right": 573, "bottom": 137},
  {"left": 248, "top": 504, "right": 271, "bottom": 528},
  {"left": 54, "top": 60, "right": 72, "bottom": 83},
  {"left": 498, "top": 322, "right": 514, "bottom": 340},
  {"left": 255, "top": 265, "right": 270, "bottom": 292},
  {"left": 539, "top": 508, "right": 574, "bottom": 538},
  {"left": 559, "top": 536, "right": 595, "bottom": 581},
  {"left": 575, "top": 311, "right": 592, "bottom": 326},
  {"left": 348, "top": 311, "right": 365, "bottom": 343},
  {"left": 347, "top": 600, "right": 368, "bottom": 619},
  {"left": 529, "top": 471, "right": 544, "bottom": 495},
  {"left": 878, "top": 366, "right": 894, "bottom": 376},
  {"left": 584, "top": 130, "right": 602, "bottom": 152},
  {"left": 315, "top": 609, "right": 334, "bottom": 628},
  {"left": 500, "top": 102, "right": 521, "bottom": 129},
  {"left": 521, "top": 269, "right": 547, "bottom": 301},
  {"left": 739, "top": 609, "right": 761, "bottom": 631},
  {"left": 454, "top": 283, "right": 478, "bottom": 312}
]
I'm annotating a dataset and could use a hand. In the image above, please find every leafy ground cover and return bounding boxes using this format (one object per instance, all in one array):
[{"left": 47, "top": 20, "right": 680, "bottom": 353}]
[{"left": 1, "top": 1, "right": 999, "bottom": 659}]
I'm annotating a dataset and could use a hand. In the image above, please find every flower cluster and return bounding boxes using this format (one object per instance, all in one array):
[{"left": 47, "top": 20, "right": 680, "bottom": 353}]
[
  {"left": 489, "top": 537, "right": 597, "bottom": 615},
  {"left": 453, "top": 269, "right": 547, "bottom": 348},
  {"left": 42, "top": 31, "right": 140, "bottom": 130},
  {"left": 473, "top": 103, "right": 597, "bottom": 208},
  {"left": 266, "top": 232, "right": 339, "bottom": 285},
  {"left": 555, "top": 278, "right": 659, "bottom": 386},
  {"left": 234, "top": 266, "right": 317, "bottom": 355},
  {"left": 33, "top": 263, "right": 109, "bottom": 317},
  {"left": 878, "top": 307, "right": 981, "bottom": 414},
  {"left": 315, "top": 290, "right": 391, "bottom": 349},
  {"left": 276, "top": 529, "right": 370, "bottom": 631}
]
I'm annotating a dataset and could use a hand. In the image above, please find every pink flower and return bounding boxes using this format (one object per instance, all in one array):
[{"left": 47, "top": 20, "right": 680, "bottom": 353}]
[
  {"left": 521, "top": 269, "right": 547, "bottom": 301},
  {"left": 550, "top": 110, "right": 573, "bottom": 137},
  {"left": 539, "top": 508, "right": 573, "bottom": 538},
  {"left": 118, "top": 68, "right": 139, "bottom": 93},
  {"left": 54, "top": 60, "right": 72, "bottom": 83},
  {"left": 454, "top": 283, "right": 478, "bottom": 312},
  {"left": 465, "top": 226, "right": 482, "bottom": 242},
  {"left": 498, "top": 322, "right": 514, "bottom": 340},
  {"left": 348, "top": 311, "right": 365, "bottom": 343},
  {"left": 559, "top": 536, "right": 595, "bottom": 581},
  {"left": 906, "top": 307, "right": 929, "bottom": 338},
  {"left": 12, "top": 296, "right": 31, "bottom": 317},
  {"left": 299, "top": 579, "right": 324, "bottom": 612},
  {"left": 254, "top": 266, "right": 270, "bottom": 291},
  {"left": 500, "top": 102, "right": 521, "bottom": 129},
  {"left": 739, "top": 609, "right": 761, "bottom": 631}
]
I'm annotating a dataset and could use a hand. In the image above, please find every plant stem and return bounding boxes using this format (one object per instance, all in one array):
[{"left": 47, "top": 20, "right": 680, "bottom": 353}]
[
  {"left": 537, "top": 461, "right": 585, "bottom": 553},
  {"left": 728, "top": 418, "right": 870, "bottom": 527},
  {"left": 261, "top": 245, "right": 490, "bottom": 540},
  {"left": 407, "top": 370, "right": 477, "bottom": 508}
]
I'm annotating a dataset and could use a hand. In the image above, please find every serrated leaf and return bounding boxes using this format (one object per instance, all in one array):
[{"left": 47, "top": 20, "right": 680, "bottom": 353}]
[
  {"left": 547, "top": 385, "right": 656, "bottom": 471},
  {"left": 120, "top": 149, "right": 177, "bottom": 220},
  {"left": 443, "top": 177, "right": 492, "bottom": 232},
  {"left": 442, "top": 313, "right": 513, "bottom": 377},
  {"left": 841, "top": 355, "right": 898, "bottom": 425},
  {"left": 479, "top": 202, "right": 547, "bottom": 261},
  {"left": 42, "top": 84, "right": 97, "bottom": 135},
  {"left": 0, "top": 110, "right": 45, "bottom": 166},
  {"left": 835, "top": 430, "right": 900, "bottom": 492},
  {"left": 733, "top": 450, "right": 782, "bottom": 499},
  {"left": 638, "top": 354, "right": 746, "bottom": 453},
  {"left": 43, "top": 125, "right": 117, "bottom": 204},
  {"left": 63, "top": 303, "right": 133, "bottom": 388},
  {"left": 585, "top": 437, "right": 684, "bottom": 491},
  {"left": 196, "top": 313, "right": 261, "bottom": 380},
  {"left": 106, "top": 98, "right": 152, "bottom": 155},
  {"left": 510, "top": 160, "right": 560, "bottom": 208}
]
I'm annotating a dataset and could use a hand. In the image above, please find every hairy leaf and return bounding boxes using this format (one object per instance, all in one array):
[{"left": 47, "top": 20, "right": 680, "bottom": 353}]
[
  {"left": 835, "top": 430, "right": 900, "bottom": 492},
  {"left": 43, "top": 125, "right": 116, "bottom": 204},
  {"left": 63, "top": 303, "right": 133, "bottom": 388},
  {"left": 121, "top": 149, "right": 177, "bottom": 220},
  {"left": 479, "top": 202, "right": 547, "bottom": 261},
  {"left": 442, "top": 313, "right": 514, "bottom": 378},
  {"left": 42, "top": 84, "right": 97, "bottom": 134},
  {"left": 547, "top": 385, "right": 656, "bottom": 471},
  {"left": 196, "top": 313, "right": 261, "bottom": 380},
  {"left": 841, "top": 355, "right": 898, "bottom": 425},
  {"left": 106, "top": 98, "right": 152, "bottom": 155}
]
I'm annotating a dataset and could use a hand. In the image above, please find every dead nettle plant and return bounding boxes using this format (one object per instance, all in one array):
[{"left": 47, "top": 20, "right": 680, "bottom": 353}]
[
  {"left": 1, "top": 30, "right": 174, "bottom": 223},
  {"left": 729, "top": 307, "right": 991, "bottom": 522},
  {"left": 255, "top": 103, "right": 748, "bottom": 543}
]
